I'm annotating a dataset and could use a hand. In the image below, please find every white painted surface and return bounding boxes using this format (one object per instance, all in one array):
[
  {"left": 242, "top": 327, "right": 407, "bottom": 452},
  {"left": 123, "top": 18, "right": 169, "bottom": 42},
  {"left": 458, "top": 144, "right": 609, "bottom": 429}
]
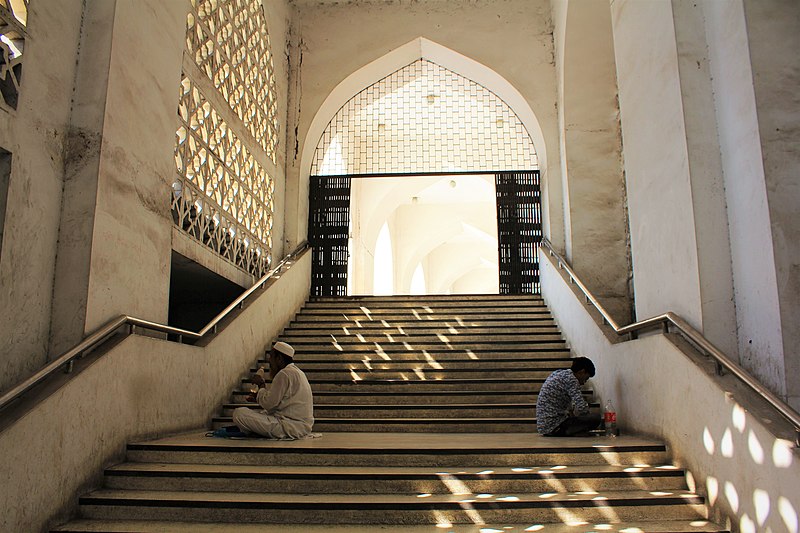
[
  {"left": 541, "top": 249, "right": 800, "bottom": 533},
  {"left": 611, "top": 0, "right": 703, "bottom": 327}
]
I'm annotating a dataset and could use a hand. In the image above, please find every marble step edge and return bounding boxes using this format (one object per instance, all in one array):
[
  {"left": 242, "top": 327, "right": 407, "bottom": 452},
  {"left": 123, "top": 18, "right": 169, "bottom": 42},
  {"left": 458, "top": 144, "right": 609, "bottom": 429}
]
[
  {"left": 51, "top": 518, "right": 729, "bottom": 533},
  {"left": 78, "top": 488, "right": 705, "bottom": 509}
]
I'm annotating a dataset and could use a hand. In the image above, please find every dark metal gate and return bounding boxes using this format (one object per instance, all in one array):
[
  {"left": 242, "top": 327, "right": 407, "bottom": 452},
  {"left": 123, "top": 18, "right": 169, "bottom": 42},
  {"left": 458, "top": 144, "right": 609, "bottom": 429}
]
[
  {"left": 495, "top": 171, "right": 542, "bottom": 294},
  {"left": 308, "top": 175, "right": 351, "bottom": 296}
]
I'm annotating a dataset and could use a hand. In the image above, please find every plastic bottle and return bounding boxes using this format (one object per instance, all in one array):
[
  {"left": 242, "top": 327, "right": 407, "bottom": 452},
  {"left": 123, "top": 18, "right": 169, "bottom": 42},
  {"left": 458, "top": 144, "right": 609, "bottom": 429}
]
[{"left": 604, "top": 399, "right": 619, "bottom": 437}]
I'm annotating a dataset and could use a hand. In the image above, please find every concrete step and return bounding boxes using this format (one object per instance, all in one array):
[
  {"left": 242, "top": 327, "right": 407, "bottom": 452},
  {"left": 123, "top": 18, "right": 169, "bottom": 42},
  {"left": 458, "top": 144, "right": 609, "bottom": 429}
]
[
  {"left": 245, "top": 369, "right": 555, "bottom": 380},
  {"left": 303, "top": 300, "right": 548, "bottom": 309},
  {"left": 286, "top": 320, "right": 558, "bottom": 330},
  {"left": 275, "top": 348, "right": 572, "bottom": 360},
  {"left": 52, "top": 519, "right": 730, "bottom": 532},
  {"left": 295, "top": 310, "right": 554, "bottom": 319},
  {"left": 230, "top": 389, "right": 585, "bottom": 405},
  {"left": 280, "top": 333, "right": 564, "bottom": 344},
  {"left": 223, "top": 402, "right": 546, "bottom": 418},
  {"left": 241, "top": 377, "right": 547, "bottom": 393},
  {"left": 102, "top": 462, "right": 687, "bottom": 494},
  {"left": 307, "top": 294, "right": 545, "bottom": 303},
  {"left": 282, "top": 326, "right": 561, "bottom": 338},
  {"left": 288, "top": 342, "right": 568, "bottom": 353},
  {"left": 212, "top": 416, "right": 538, "bottom": 433},
  {"left": 255, "top": 358, "right": 570, "bottom": 370},
  {"left": 76, "top": 488, "right": 707, "bottom": 524},
  {"left": 125, "top": 432, "right": 670, "bottom": 467}
]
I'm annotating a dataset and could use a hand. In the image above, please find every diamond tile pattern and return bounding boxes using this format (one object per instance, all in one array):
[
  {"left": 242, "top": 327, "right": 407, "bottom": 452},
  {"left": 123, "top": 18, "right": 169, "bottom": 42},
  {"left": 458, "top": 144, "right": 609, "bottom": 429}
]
[{"left": 312, "top": 60, "right": 538, "bottom": 176}]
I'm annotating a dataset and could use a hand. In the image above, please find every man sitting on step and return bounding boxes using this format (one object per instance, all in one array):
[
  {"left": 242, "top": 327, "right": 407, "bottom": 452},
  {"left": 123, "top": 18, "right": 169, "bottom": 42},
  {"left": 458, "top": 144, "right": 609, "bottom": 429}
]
[
  {"left": 226, "top": 341, "right": 315, "bottom": 439},
  {"left": 536, "top": 357, "right": 602, "bottom": 437}
]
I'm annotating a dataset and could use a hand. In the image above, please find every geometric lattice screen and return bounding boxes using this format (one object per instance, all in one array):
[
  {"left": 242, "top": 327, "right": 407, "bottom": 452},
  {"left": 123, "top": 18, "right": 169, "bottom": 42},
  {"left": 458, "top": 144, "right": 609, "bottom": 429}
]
[
  {"left": 0, "top": 0, "right": 27, "bottom": 110},
  {"left": 311, "top": 59, "right": 538, "bottom": 176},
  {"left": 172, "top": 0, "right": 279, "bottom": 278},
  {"left": 496, "top": 171, "right": 542, "bottom": 294}
]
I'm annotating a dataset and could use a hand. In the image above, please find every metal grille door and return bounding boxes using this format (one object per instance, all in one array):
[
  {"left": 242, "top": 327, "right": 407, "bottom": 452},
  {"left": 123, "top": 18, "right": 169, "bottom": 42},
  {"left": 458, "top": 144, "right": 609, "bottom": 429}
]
[
  {"left": 308, "top": 176, "right": 351, "bottom": 296},
  {"left": 495, "top": 171, "right": 542, "bottom": 294}
]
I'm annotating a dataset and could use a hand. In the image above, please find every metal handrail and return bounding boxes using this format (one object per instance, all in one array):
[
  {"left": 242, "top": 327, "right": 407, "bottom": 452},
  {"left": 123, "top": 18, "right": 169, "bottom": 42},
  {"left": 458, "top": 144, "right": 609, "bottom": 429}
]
[
  {"left": 0, "top": 242, "right": 310, "bottom": 413},
  {"left": 540, "top": 238, "right": 800, "bottom": 447}
]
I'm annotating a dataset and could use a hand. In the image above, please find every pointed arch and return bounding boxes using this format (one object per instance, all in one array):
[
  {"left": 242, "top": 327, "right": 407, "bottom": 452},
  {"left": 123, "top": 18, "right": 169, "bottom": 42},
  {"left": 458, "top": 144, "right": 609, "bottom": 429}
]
[{"left": 300, "top": 37, "right": 548, "bottom": 180}]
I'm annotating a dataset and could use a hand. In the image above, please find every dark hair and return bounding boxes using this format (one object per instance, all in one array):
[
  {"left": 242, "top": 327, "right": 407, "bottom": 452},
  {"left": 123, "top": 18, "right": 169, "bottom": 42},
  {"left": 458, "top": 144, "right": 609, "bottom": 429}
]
[{"left": 571, "top": 356, "right": 595, "bottom": 377}]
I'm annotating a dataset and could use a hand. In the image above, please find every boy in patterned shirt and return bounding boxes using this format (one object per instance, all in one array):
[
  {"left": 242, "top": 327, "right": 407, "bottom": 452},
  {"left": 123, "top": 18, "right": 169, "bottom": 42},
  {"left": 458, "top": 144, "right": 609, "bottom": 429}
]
[{"left": 536, "top": 357, "right": 602, "bottom": 437}]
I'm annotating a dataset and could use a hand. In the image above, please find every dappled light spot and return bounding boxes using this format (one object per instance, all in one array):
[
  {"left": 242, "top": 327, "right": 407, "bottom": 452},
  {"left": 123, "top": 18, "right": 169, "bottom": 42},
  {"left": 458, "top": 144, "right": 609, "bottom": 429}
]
[
  {"left": 467, "top": 350, "right": 478, "bottom": 360},
  {"left": 656, "top": 465, "right": 679, "bottom": 470},
  {"left": 397, "top": 326, "right": 406, "bottom": 335},
  {"left": 732, "top": 403, "right": 747, "bottom": 432},
  {"left": 476, "top": 493, "right": 493, "bottom": 499},
  {"left": 690, "top": 521, "right": 710, "bottom": 527},
  {"left": 779, "top": 496, "right": 799, "bottom": 533},
  {"left": 417, "top": 493, "right": 432, "bottom": 498},
  {"left": 437, "top": 472, "right": 472, "bottom": 495},
  {"left": 361, "top": 358, "right": 372, "bottom": 371},
  {"left": 595, "top": 525, "right": 613, "bottom": 530},
  {"left": 356, "top": 333, "right": 366, "bottom": 343},
  {"left": 633, "top": 464, "right": 651, "bottom": 468},
  {"left": 413, "top": 369, "right": 426, "bottom": 380},
  {"left": 456, "top": 317, "right": 466, "bottom": 326},
  {"left": 624, "top": 467, "right": 642, "bottom": 473},
  {"left": 551, "top": 465, "right": 567, "bottom": 470},
  {"left": 497, "top": 496, "right": 520, "bottom": 502},
  {"left": 524, "top": 526, "right": 545, "bottom": 532},
  {"left": 374, "top": 343, "right": 391, "bottom": 360},
  {"left": 650, "top": 491, "right": 673, "bottom": 496},
  {"left": 721, "top": 428, "right": 734, "bottom": 457},
  {"left": 381, "top": 320, "right": 390, "bottom": 327},
  {"left": 577, "top": 490, "right": 599, "bottom": 495},
  {"left": 753, "top": 488, "right": 770, "bottom": 525},
  {"left": 437, "top": 333, "right": 450, "bottom": 343},
  {"left": 512, "top": 467, "right": 532, "bottom": 472},
  {"left": 359, "top": 306, "right": 372, "bottom": 319},
  {"left": 685, "top": 470, "right": 696, "bottom": 492},
  {"left": 423, "top": 351, "right": 443, "bottom": 370},
  {"left": 342, "top": 327, "right": 350, "bottom": 335},
  {"left": 447, "top": 324, "right": 459, "bottom": 334},
  {"left": 703, "top": 427, "right": 715, "bottom": 454},
  {"left": 384, "top": 333, "right": 395, "bottom": 342},
  {"left": 424, "top": 306, "right": 433, "bottom": 312},
  {"left": 748, "top": 430, "right": 765, "bottom": 464},
  {"left": 539, "top": 493, "right": 557, "bottom": 499},
  {"left": 772, "top": 438, "right": 794, "bottom": 467},
  {"left": 724, "top": 481, "right": 739, "bottom": 512},
  {"left": 477, "top": 470, "right": 494, "bottom": 475},
  {"left": 620, "top": 528, "right": 644, "bottom": 533},
  {"left": 706, "top": 476, "right": 719, "bottom": 505},
  {"left": 353, "top": 319, "right": 362, "bottom": 328},
  {"left": 565, "top": 521, "right": 589, "bottom": 526},
  {"left": 591, "top": 496, "right": 609, "bottom": 501},
  {"left": 412, "top": 309, "right": 422, "bottom": 320},
  {"left": 433, "top": 512, "right": 453, "bottom": 528},
  {"left": 349, "top": 370, "right": 362, "bottom": 381},
  {"left": 479, "top": 528, "right": 504, "bottom": 533},
  {"left": 538, "top": 470, "right": 553, "bottom": 474},
  {"left": 739, "top": 513, "right": 756, "bottom": 533},
  {"left": 403, "top": 342, "right": 413, "bottom": 350}
]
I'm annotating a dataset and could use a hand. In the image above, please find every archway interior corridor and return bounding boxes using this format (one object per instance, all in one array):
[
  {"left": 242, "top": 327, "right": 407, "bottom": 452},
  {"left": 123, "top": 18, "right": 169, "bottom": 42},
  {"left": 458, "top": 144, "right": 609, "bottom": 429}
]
[{"left": 348, "top": 174, "right": 499, "bottom": 296}]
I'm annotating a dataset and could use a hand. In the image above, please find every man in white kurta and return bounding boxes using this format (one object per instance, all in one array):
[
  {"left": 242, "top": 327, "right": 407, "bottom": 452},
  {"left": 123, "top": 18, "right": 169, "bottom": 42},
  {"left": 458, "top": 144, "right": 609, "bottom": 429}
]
[{"left": 232, "top": 342, "right": 314, "bottom": 439}]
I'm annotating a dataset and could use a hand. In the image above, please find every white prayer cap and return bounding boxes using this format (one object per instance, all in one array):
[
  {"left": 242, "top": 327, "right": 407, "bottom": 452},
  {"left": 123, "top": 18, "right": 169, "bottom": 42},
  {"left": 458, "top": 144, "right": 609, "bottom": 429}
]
[{"left": 273, "top": 341, "right": 295, "bottom": 357}]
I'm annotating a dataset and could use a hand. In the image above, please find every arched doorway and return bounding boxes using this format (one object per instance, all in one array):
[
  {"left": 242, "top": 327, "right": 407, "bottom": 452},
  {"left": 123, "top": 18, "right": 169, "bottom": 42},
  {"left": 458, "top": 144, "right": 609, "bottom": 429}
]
[{"left": 305, "top": 42, "right": 545, "bottom": 296}]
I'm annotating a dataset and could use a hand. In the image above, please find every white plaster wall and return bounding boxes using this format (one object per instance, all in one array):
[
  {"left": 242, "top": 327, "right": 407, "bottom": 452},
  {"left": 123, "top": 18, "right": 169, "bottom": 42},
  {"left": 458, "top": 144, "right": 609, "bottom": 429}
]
[
  {"left": 702, "top": 1, "right": 787, "bottom": 401},
  {"left": 740, "top": 0, "right": 800, "bottom": 411},
  {"left": 285, "top": 0, "right": 563, "bottom": 252},
  {"left": 610, "top": 0, "right": 703, "bottom": 327},
  {"left": 0, "top": 0, "right": 84, "bottom": 393},
  {"left": 0, "top": 251, "right": 311, "bottom": 533},
  {"left": 541, "top": 249, "right": 800, "bottom": 533}
]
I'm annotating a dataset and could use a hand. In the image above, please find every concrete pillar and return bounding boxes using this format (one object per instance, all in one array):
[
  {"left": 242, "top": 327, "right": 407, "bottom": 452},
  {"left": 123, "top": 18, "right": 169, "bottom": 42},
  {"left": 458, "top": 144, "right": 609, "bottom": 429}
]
[{"left": 49, "top": 0, "right": 186, "bottom": 354}]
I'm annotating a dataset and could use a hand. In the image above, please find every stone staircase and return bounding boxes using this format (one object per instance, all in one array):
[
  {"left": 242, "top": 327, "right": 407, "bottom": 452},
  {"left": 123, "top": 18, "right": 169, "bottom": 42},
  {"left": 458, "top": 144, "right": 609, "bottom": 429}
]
[{"left": 53, "top": 294, "right": 727, "bottom": 532}]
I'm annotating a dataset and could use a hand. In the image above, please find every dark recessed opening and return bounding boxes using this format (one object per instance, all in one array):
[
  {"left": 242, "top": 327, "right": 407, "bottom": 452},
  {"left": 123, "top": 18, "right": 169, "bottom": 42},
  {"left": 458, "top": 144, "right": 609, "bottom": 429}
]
[{"left": 168, "top": 251, "right": 245, "bottom": 332}]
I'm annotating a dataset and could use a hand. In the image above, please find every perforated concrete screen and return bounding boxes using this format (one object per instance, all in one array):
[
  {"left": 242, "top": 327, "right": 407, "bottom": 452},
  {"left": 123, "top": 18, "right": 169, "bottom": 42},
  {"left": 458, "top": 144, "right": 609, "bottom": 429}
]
[
  {"left": 0, "top": 0, "right": 27, "bottom": 110},
  {"left": 172, "top": 0, "right": 279, "bottom": 277},
  {"left": 312, "top": 59, "right": 538, "bottom": 176}
]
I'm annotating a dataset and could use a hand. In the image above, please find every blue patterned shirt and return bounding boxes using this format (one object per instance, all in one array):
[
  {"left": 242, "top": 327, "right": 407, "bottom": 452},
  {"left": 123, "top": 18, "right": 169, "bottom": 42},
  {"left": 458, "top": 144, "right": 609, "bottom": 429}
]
[{"left": 536, "top": 368, "right": 590, "bottom": 435}]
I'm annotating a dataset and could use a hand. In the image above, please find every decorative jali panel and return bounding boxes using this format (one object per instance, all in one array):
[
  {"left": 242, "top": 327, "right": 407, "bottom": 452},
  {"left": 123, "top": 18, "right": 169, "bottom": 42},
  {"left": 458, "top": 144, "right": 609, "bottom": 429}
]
[
  {"left": 312, "top": 59, "right": 537, "bottom": 176},
  {"left": 495, "top": 171, "right": 542, "bottom": 294},
  {"left": 186, "top": 0, "right": 278, "bottom": 164},
  {"left": 173, "top": 0, "right": 279, "bottom": 277},
  {"left": 308, "top": 176, "right": 351, "bottom": 297},
  {"left": 0, "top": 0, "right": 27, "bottom": 110}
]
